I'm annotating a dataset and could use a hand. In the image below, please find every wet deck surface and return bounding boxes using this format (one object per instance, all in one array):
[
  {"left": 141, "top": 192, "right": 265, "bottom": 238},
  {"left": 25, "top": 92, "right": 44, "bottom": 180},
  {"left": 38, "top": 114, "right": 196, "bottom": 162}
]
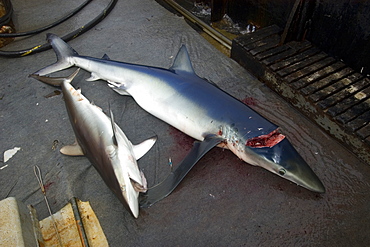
[
  {"left": 232, "top": 25, "right": 370, "bottom": 164},
  {"left": 1, "top": 0, "right": 370, "bottom": 246}
]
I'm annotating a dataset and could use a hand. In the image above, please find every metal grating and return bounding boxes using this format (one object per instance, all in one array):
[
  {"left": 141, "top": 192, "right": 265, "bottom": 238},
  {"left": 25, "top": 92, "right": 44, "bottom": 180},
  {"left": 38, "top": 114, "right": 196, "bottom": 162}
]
[{"left": 231, "top": 25, "right": 370, "bottom": 164}]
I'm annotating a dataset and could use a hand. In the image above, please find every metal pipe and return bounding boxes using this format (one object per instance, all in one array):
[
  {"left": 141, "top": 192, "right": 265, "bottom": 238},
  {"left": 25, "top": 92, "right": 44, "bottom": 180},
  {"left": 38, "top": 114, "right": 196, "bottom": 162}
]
[{"left": 162, "top": 0, "right": 232, "bottom": 50}]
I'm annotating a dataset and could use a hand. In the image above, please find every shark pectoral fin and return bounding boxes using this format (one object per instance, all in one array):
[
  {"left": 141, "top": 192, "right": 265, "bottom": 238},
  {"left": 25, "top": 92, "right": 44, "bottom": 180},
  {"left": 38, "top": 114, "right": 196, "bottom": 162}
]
[
  {"left": 139, "top": 134, "right": 224, "bottom": 208},
  {"left": 86, "top": 72, "right": 101, "bottom": 81},
  {"left": 133, "top": 136, "right": 157, "bottom": 160},
  {"left": 60, "top": 141, "right": 84, "bottom": 156}
]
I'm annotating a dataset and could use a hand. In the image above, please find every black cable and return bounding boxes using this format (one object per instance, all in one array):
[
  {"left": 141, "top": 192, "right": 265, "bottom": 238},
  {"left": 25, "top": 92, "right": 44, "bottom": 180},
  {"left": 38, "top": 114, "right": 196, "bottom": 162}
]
[
  {"left": 0, "top": 0, "right": 13, "bottom": 26},
  {"left": 0, "top": 0, "right": 117, "bottom": 57},
  {"left": 0, "top": 0, "right": 93, "bottom": 37}
]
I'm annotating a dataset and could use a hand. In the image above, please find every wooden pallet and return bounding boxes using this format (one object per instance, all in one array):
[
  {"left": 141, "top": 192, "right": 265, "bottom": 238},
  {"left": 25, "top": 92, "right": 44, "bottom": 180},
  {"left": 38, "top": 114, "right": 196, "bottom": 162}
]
[{"left": 231, "top": 25, "right": 370, "bottom": 165}]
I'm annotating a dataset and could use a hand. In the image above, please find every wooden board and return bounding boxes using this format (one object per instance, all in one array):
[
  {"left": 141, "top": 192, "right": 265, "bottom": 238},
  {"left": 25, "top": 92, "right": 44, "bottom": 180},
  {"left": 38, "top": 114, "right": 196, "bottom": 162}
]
[{"left": 232, "top": 25, "right": 370, "bottom": 164}]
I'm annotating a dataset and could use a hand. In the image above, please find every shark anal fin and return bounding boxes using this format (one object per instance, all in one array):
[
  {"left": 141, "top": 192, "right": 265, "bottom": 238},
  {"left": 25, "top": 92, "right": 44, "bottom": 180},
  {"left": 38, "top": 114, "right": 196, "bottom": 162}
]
[
  {"left": 60, "top": 141, "right": 84, "bottom": 156},
  {"left": 139, "top": 134, "right": 224, "bottom": 208},
  {"left": 86, "top": 72, "right": 101, "bottom": 81}
]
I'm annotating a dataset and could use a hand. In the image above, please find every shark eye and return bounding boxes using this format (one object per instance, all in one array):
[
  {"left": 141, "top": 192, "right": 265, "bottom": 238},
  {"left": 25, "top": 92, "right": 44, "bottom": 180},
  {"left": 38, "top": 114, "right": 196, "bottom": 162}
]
[{"left": 278, "top": 168, "right": 286, "bottom": 176}]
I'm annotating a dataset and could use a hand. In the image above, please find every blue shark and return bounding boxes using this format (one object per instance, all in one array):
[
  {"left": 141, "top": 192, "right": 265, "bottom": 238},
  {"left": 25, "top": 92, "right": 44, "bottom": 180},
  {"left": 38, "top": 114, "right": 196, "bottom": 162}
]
[
  {"left": 30, "top": 69, "right": 156, "bottom": 217},
  {"left": 31, "top": 34, "right": 325, "bottom": 207}
]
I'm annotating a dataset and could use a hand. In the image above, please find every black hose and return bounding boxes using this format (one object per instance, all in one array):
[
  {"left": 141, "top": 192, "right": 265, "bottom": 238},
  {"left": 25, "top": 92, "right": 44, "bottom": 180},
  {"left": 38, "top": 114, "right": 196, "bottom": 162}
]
[
  {"left": 0, "top": 0, "right": 118, "bottom": 57},
  {"left": 0, "top": 0, "right": 13, "bottom": 26},
  {"left": 0, "top": 0, "right": 93, "bottom": 37}
]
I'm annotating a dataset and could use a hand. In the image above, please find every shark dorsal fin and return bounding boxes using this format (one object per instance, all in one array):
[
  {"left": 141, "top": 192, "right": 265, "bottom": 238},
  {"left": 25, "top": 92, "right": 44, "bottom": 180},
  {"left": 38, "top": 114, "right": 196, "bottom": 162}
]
[
  {"left": 132, "top": 136, "right": 157, "bottom": 160},
  {"left": 170, "top": 45, "right": 195, "bottom": 74},
  {"left": 102, "top": 54, "right": 110, "bottom": 60},
  {"left": 109, "top": 108, "right": 118, "bottom": 146}
]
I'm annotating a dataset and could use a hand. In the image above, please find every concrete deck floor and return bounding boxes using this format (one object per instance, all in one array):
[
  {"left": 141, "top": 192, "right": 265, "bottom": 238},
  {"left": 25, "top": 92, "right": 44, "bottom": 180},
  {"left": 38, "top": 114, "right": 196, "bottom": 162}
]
[{"left": 0, "top": 0, "right": 369, "bottom": 246}]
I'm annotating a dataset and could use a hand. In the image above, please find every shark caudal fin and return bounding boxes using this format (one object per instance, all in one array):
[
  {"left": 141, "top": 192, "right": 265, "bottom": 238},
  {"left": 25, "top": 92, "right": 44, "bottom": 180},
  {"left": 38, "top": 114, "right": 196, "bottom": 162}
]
[
  {"left": 33, "top": 34, "right": 79, "bottom": 76},
  {"left": 29, "top": 68, "right": 80, "bottom": 87}
]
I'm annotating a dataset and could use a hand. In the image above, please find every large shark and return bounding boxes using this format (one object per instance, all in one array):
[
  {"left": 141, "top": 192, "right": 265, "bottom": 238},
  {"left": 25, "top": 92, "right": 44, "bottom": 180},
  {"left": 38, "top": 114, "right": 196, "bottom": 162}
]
[
  {"left": 30, "top": 69, "right": 157, "bottom": 217},
  {"left": 32, "top": 34, "right": 325, "bottom": 207}
]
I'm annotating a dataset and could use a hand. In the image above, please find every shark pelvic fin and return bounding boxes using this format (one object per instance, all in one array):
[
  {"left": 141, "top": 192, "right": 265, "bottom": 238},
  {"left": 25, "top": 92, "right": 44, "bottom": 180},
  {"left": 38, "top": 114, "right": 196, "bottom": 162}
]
[
  {"left": 107, "top": 81, "right": 131, "bottom": 96},
  {"left": 139, "top": 134, "right": 224, "bottom": 208},
  {"left": 133, "top": 136, "right": 157, "bottom": 160},
  {"left": 170, "top": 45, "right": 195, "bottom": 75},
  {"left": 60, "top": 140, "right": 84, "bottom": 156}
]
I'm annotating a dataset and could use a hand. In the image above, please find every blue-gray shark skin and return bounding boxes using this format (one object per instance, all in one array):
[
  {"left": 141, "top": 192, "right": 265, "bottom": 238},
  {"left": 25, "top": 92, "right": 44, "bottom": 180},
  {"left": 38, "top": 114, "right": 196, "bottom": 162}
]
[
  {"left": 32, "top": 34, "right": 325, "bottom": 200},
  {"left": 30, "top": 69, "right": 157, "bottom": 218}
]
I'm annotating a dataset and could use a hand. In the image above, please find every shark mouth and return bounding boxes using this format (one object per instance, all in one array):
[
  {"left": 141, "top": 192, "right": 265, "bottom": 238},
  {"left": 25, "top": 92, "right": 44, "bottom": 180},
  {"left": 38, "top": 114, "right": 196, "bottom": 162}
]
[{"left": 246, "top": 129, "right": 285, "bottom": 148}]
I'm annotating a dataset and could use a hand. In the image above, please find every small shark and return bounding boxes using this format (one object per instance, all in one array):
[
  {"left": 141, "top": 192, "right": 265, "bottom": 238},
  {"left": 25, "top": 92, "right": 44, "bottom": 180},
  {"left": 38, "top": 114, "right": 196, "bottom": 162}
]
[
  {"left": 32, "top": 34, "right": 325, "bottom": 206},
  {"left": 30, "top": 69, "right": 156, "bottom": 217}
]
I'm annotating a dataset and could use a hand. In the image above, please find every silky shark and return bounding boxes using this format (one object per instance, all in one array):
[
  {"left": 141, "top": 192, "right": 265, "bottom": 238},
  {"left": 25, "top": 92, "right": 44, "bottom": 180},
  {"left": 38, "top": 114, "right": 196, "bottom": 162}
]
[
  {"left": 30, "top": 69, "right": 157, "bottom": 217},
  {"left": 32, "top": 34, "right": 325, "bottom": 207}
]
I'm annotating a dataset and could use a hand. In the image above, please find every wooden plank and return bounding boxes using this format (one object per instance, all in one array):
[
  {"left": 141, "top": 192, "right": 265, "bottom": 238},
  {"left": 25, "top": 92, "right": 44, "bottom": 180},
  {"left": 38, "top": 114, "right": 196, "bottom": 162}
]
[
  {"left": 327, "top": 85, "right": 370, "bottom": 116},
  {"left": 285, "top": 56, "right": 335, "bottom": 83},
  {"left": 335, "top": 97, "right": 370, "bottom": 124},
  {"left": 234, "top": 25, "right": 281, "bottom": 49},
  {"left": 309, "top": 72, "right": 363, "bottom": 102},
  {"left": 276, "top": 52, "right": 328, "bottom": 77},
  {"left": 248, "top": 35, "right": 280, "bottom": 55},
  {"left": 270, "top": 46, "right": 320, "bottom": 71},
  {"left": 346, "top": 110, "right": 370, "bottom": 132},
  {"left": 356, "top": 123, "right": 370, "bottom": 142},
  {"left": 231, "top": 39, "right": 266, "bottom": 79},
  {"left": 300, "top": 65, "right": 351, "bottom": 94},
  {"left": 262, "top": 40, "right": 312, "bottom": 65},
  {"left": 317, "top": 77, "right": 370, "bottom": 109},
  {"left": 257, "top": 44, "right": 290, "bottom": 61},
  {"left": 279, "top": 0, "right": 302, "bottom": 45},
  {"left": 291, "top": 61, "right": 346, "bottom": 90}
]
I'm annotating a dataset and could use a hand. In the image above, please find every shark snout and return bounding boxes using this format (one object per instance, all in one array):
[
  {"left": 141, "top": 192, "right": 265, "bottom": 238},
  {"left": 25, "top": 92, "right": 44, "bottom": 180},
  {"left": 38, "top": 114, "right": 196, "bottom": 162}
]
[{"left": 252, "top": 139, "right": 325, "bottom": 193}]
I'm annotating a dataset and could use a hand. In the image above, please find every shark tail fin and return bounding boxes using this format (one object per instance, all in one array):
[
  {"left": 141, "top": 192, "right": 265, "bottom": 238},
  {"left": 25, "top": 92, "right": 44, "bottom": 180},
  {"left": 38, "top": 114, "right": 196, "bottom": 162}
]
[
  {"left": 33, "top": 33, "right": 79, "bottom": 76},
  {"left": 29, "top": 68, "right": 80, "bottom": 87}
]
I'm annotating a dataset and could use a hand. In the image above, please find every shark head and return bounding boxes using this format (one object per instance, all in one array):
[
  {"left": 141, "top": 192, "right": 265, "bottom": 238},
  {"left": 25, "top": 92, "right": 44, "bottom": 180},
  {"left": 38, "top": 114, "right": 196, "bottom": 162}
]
[
  {"left": 250, "top": 139, "right": 325, "bottom": 193},
  {"left": 222, "top": 126, "right": 325, "bottom": 193},
  {"left": 104, "top": 112, "right": 157, "bottom": 218},
  {"left": 107, "top": 143, "right": 147, "bottom": 218}
]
